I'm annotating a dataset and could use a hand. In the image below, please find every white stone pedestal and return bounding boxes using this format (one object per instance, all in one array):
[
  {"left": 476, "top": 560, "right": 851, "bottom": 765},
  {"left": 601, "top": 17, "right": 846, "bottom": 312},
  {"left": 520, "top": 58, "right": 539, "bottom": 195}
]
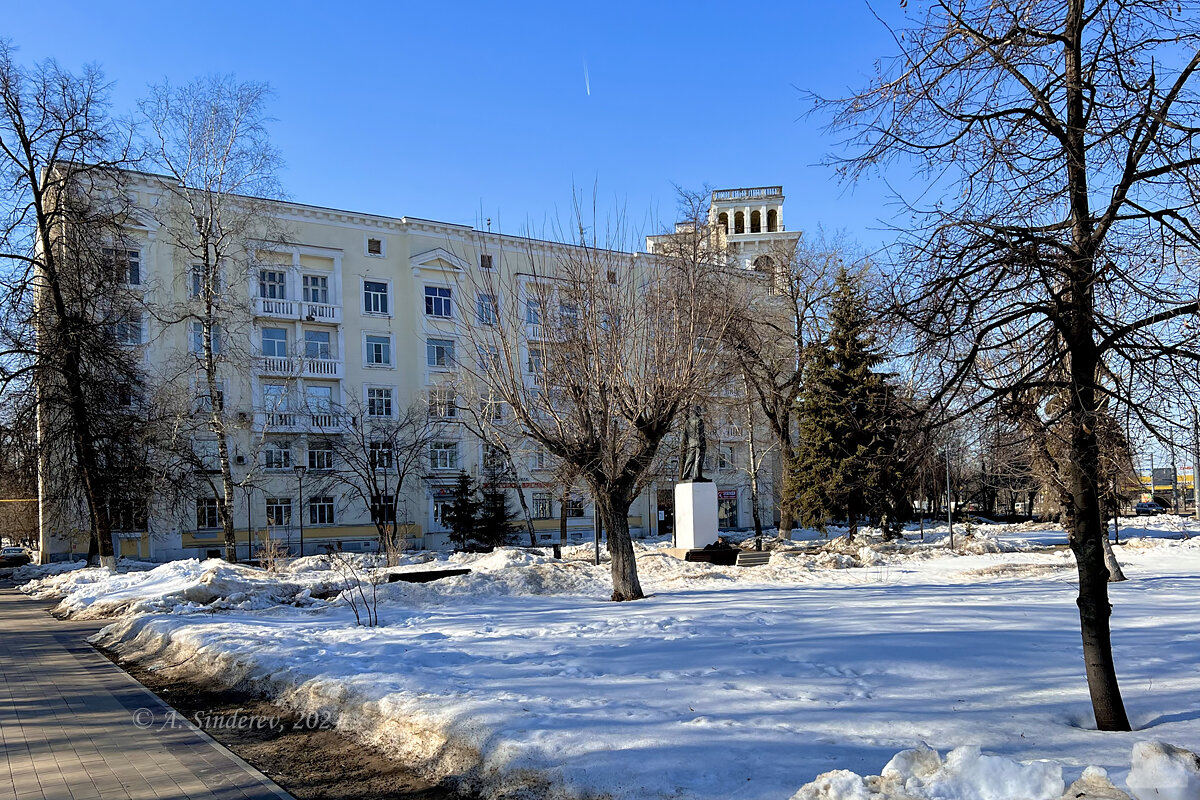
[{"left": 675, "top": 481, "right": 718, "bottom": 550}]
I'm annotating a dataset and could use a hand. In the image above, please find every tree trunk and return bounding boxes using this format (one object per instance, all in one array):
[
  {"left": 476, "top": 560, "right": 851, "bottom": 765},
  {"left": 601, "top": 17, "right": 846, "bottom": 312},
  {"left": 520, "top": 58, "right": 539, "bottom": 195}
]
[
  {"left": 597, "top": 493, "right": 643, "bottom": 601},
  {"left": 1101, "top": 529, "right": 1126, "bottom": 583},
  {"left": 559, "top": 484, "right": 569, "bottom": 553}
]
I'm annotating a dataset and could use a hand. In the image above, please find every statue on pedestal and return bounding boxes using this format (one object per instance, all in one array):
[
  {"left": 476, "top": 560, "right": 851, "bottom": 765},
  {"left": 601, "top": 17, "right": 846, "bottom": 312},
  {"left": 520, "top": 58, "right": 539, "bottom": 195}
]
[{"left": 680, "top": 405, "right": 708, "bottom": 482}]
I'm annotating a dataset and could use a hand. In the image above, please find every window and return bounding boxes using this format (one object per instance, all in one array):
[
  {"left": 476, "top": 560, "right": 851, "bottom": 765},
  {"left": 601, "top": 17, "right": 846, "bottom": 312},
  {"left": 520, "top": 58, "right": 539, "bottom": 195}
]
[
  {"left": 303, "top": 274, "right": 329, "bottom": 304},
  {"left": 565, "top": 497, "right": 585, "bottom": 517},
  {"left": 424, "top": 286, "right": 453, "bottom": 318},
  {"left": 196, "top": 381, "right": 225, "bottom": 413},
  {"left": 263, "top": 384, "right": 288, "bottom": 413},
  {"left": 428, "top": 440, "right": 458, "bottom": 471},
  {"left": 191, "top": 322, "right": 221, "bottom": 354},
  {"left": 366, "top": 386, "right": 393, "bottom": 417},
  {"left": 193, "top": 439, "right": 220, "bottom": 472},
  {"left": 560, "top": 303, "right": 579, "bottom": 328},
  {"left": 529, "top": 446, "right": 547, "bottom": 471},
  {"left": 480, "top": 253, "right": 493, "bottom": 269},
  {"left": 718, "top": 445, "right": 735, "bottom": 472},
  {"left": 309, "top": 496, "right": 335, "bottom": 525},
  {"left": 477, "top": 293, "right": 498, "bottom": 325},
  {"left": 428, "top": 387, "right": 457, "bottom": 419},
  {"left": 265, "top": 497, "right": 292, "bottom": 527},
  {"left": 369, "top": 442, "right": 394, "bottom": 470},
  {"left": 264, "top": 441, "right": 292, "bottom": 470},
  {"left": 110, "top": 498, "right": 148, "bottom": 532},
  {"left": 527, "top": 346, "right": 544, "bottom": 374},
  {"left": 104, "top": 247, "right": 141, "bottom": 286},
  {"left": 372, "top": 495, "right": 397, "bottom": 523},
  {"left": 259, "top": 269, "right": 287, "bottom": 299},
  {"left": 526, "top": 299, "right": 542, "bottom": 325},
  {"left": 477, "top": 344, "right": 500, "bottom": 371},
  {"left": 432, "top": 498, "right": 452, "bottom": 529},
  {"left": 304, "top": 329, "right": 332, "bottom": 360},
  {"left": 196, "top": 497, "right": 220, "bottom": 530},
  {"left": 116, "top": 383, "right": 135, "bottom": 407},
  {"left": 308, "top": 442, "right": 334, "bottom": 471},
  {"left": 606, "top": 270, "right": 617, "bottom": 284},
  {"left": 366, "top": 237, "right": 384, "bottom": 257},
  {"left": 306, "top": 385, "right": 333, "bottom": 424},
  {"left": 426, "top": 338, "right": 455, "bottom": 368},
  {"left": 482, "top": 444, "right": 506, "bottom": 471},
  {"left": 481, "top": 393, "right": 504, "bottom": 422},
  {"left": 365, "top": 334, "right": 392, "bottom": 366},
  {"left": 363, "top": 280, "right": 389, "bottom": 314},
  {"left": 532, "top": 493, "right": 552, "bottom": 520},
  {"left": 189, "top": 264, "right": 216, "bottom": 298},
  {"left": 262, "top": 327, "right": 288, "bottom": 357},
  {"left": 114, "top": 317, "right": 143, "bottom": 346}
]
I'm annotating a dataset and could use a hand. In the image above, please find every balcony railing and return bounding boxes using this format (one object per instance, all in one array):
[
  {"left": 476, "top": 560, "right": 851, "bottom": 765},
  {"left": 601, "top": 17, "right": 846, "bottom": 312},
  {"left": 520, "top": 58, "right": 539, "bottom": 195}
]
[
  {"left": 252, "top": 410, "right": 349, "bottom": 432},
  {"left": 303, "top": 301, "right": 341, "bottom": 323},
  {"left": 257, "top": 355, "right": 344, "bottom": 379},
  {"left": 255, "top": 296, "right": 298, "bottom": 318},
  {"left": 254, "top": 296, "right": 342, "bottom": 323},
  {"left": 711, "top": 186, "right": 783, "bottom": 201}
]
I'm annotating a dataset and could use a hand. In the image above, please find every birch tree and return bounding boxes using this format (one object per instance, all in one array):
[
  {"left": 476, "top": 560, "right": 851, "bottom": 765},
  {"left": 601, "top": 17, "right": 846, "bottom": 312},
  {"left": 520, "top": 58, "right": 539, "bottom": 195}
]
[{"left": 141, "top": 75, "right": 283, "bottom": 562}]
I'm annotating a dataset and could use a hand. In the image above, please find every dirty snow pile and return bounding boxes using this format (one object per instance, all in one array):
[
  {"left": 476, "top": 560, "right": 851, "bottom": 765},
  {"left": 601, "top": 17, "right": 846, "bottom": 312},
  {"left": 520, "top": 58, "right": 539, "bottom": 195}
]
[{"left": 22, "top": 558, "right": 347, "bottom": 618}]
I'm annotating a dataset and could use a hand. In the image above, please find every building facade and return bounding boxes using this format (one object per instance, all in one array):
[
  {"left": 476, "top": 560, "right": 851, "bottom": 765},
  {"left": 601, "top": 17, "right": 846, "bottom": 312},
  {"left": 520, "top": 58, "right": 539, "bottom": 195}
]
[{"left": 38, "top": 179, "right": 794, "bottom": 562}]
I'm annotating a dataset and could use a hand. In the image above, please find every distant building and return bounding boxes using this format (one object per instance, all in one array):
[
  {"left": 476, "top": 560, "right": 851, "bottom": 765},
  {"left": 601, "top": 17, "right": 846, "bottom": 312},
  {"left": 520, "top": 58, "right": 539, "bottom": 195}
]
[{"left": 37, "top": 177, "right": 792, "bottom": 561}]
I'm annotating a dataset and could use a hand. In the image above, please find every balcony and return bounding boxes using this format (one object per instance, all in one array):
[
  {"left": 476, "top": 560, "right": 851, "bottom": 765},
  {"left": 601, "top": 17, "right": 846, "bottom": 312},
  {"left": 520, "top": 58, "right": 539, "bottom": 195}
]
[
  {"left": 303, "top": 301, "right": 341, "bottom": 324},
  {"left": 254, "top": 296, "right": 342, "bottom": 324},
  {"left": 255, "top": 296, "right": 298, "bottom": 319},
  {"left": 257, "top": 355, "right": 344, "bottom": 379},
  {"left": 711, "top": 186, "right": 783, "bottom": 202},
  {"left": 252, "top": 410, "right": 349, "bottom": 432}
]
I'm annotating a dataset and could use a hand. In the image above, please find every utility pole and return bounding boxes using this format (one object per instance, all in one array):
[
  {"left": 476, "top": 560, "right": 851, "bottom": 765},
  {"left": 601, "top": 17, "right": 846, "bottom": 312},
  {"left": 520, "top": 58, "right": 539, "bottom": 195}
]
[{"left": 1150, "top": 452, "right": 1155, "bottom": 504}]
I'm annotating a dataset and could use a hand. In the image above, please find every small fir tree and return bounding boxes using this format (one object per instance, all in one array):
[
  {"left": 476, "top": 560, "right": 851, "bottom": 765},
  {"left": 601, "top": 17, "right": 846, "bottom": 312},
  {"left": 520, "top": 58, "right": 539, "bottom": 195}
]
[
  {"left": 442, "top": 471, "right": 481, "bottom": 551},
  {"left": 476, "top": 484, "right": 519, "bottom": 548}
]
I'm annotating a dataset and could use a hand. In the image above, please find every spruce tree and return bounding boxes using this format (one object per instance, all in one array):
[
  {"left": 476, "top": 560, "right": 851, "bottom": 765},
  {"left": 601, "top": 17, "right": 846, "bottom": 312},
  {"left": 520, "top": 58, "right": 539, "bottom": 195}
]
[
  {"left": 790, "top": 267, "right": 898, "bottom": 537},
  {"left": 476, "top": 462, "right": 519, "bottom": 547},
  {"left": 442, "top": 471, "right": 481, "bottom": 550}
]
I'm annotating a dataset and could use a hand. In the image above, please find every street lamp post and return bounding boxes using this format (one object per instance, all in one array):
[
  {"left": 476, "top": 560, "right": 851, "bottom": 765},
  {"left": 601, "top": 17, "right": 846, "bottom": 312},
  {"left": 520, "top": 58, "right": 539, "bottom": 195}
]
[
  {"left": 293, "top": 464, "right": 307, "bottom": 558},
  {"left": 1193, "top": 407, "right": 1200, "bottom": 521}
]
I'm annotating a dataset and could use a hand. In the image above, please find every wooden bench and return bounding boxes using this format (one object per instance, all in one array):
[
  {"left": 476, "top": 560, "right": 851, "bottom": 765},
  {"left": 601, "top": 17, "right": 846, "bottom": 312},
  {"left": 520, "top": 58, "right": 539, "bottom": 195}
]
[{"left": 735, "top": 551, "right": 772, "bottom": 567}]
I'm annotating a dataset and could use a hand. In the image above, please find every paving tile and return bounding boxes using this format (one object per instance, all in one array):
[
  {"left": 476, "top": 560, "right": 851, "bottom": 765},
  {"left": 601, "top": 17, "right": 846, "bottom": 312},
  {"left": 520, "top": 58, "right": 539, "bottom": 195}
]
[{"left": 0, "top": 588, "right": 293, "bottom": 800}]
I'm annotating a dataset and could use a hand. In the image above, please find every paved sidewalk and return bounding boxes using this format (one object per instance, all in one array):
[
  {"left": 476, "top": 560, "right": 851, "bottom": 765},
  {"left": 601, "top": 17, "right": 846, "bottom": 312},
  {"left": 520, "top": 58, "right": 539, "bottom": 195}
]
[{"left": 0, "top": 585, "right": 294, "bottom": 800}]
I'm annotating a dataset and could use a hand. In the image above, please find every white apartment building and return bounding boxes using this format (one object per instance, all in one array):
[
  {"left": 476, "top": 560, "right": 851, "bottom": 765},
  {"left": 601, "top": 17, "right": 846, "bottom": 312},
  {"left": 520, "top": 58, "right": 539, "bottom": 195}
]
[{"left": 38, "top": 178, "right": 794, "bottom": 562}]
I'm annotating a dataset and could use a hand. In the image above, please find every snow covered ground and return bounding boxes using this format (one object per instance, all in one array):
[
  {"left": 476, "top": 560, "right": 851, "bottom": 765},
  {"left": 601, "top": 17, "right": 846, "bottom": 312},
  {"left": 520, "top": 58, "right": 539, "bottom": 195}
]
[{"left": 22, "top": 519, "right": 1200, "bottom": 800}]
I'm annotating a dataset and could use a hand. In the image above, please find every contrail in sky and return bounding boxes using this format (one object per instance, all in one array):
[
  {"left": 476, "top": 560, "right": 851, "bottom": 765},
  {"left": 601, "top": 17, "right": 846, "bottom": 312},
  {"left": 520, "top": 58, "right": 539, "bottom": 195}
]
[{"left": 583, "top": 58, "right": 591, "bottom": 96}]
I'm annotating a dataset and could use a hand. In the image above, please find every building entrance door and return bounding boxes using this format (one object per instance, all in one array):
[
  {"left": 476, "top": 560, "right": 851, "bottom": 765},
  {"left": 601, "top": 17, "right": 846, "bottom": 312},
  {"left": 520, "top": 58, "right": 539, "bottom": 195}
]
[{"left": 656, "top": 488, "right": 674, "bottom": 539}]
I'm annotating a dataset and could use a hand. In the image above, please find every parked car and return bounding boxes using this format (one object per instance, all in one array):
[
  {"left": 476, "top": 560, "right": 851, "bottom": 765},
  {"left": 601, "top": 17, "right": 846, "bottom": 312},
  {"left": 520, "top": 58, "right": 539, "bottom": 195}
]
[
  {"left": 1134, "top": 502, "right": 1165, "bottom": 516},
  {"left": 0, "top": 546, "right": 32, "bottom": 567}
]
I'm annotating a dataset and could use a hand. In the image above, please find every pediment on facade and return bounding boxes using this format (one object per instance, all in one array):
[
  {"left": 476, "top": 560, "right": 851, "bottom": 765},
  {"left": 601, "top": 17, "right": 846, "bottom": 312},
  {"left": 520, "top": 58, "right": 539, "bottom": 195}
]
[{"left": 410, "top": 247, "right": 468, "bottom": 274}]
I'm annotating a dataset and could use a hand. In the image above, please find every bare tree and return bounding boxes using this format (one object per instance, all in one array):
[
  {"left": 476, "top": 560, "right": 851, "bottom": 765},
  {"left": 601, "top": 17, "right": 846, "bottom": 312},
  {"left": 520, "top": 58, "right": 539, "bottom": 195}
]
[
  {"left": 460, "top": 207, "right": 734, "bottom": 601},
  {"left": 818, "top": 0, "right": 1200, "bottom": 730},
  {"left": 140, "top": 75, "right": 283, "bottom": 562},
  {"left": 313, "top": 394, "right": 435, "bottom": 566},
  {"left": 0, "top": 42, "right": 145, "bottom": 568}
]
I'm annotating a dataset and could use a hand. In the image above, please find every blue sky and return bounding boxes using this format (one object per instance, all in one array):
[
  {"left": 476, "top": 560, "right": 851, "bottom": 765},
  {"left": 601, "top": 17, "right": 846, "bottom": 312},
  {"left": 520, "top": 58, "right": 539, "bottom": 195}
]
[{"left": 9, "top": 1, "right": 910, "bottom": 250}]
